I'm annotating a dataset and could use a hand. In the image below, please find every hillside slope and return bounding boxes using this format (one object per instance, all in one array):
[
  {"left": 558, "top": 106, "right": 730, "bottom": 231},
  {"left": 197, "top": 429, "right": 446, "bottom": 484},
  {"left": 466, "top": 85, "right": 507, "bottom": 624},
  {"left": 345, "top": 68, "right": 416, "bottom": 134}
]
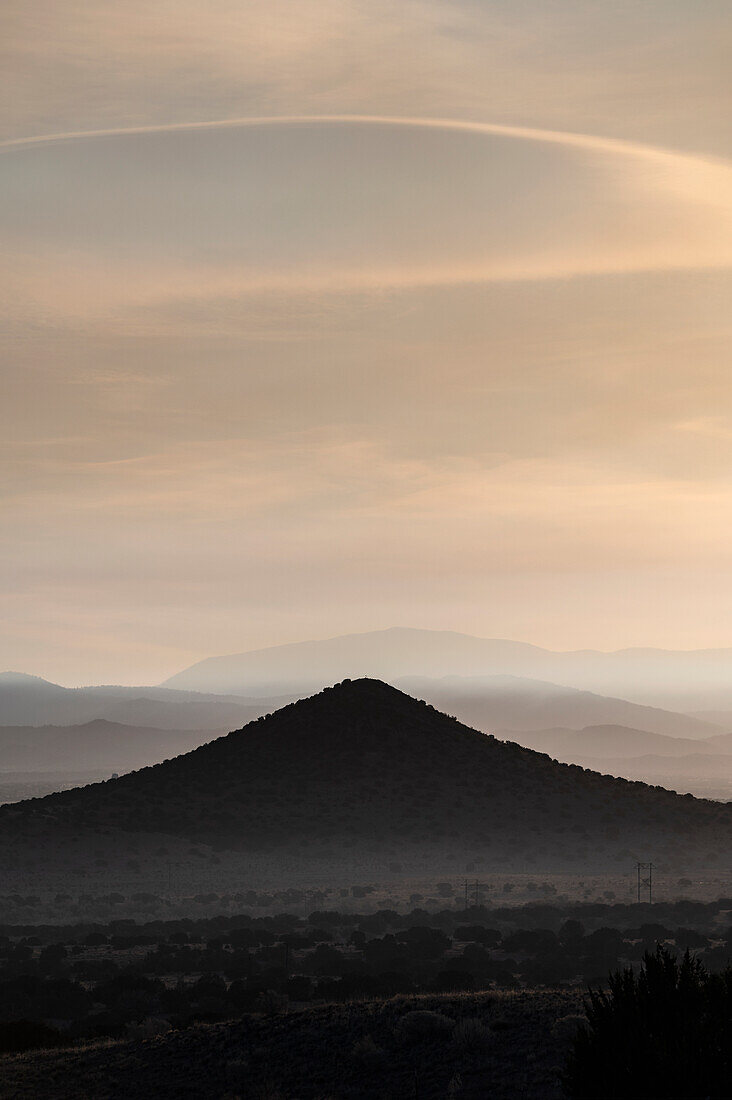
[{"left": 2, "top": 680, "right": 730, "bottom": 873}]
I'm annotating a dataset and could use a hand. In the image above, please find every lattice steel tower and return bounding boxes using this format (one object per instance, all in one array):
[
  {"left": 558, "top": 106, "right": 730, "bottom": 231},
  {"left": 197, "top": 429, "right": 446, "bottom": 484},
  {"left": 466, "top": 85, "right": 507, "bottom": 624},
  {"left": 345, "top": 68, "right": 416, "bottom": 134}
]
[{"left": 636, "top": 861, "right": 653, "bottom": 903}]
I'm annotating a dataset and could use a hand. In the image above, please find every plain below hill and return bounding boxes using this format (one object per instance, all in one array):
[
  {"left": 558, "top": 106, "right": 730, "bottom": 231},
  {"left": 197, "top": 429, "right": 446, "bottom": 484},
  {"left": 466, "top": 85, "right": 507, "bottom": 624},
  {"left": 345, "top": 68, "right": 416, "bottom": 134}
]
[{"left": 1, "top": 679, "right": 730, "bottom": 879}]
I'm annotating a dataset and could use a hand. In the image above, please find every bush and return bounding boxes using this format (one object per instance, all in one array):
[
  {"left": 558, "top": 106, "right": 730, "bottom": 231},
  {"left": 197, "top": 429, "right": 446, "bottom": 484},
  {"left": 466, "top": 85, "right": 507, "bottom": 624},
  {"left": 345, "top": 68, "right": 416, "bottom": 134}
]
[
  {"left": 125, "top": 1016, "right": 171, "bottom": 1040},
  {"left": 452, "top": 1017, "right": 492, "bottom": 1054},
  {"left": 395, "top": 1010, "right": 454, "bottom": 1044},
  {"left": 350, "top": 1034, "right": 385, "bottom": 1068},
  {"left": 258, "top": 990, "right": 288, "bottom": 1016},
  {"left": 550, "top": 1014, "right": 585, "bottom": 1044},
  {"left": 564, "top": 947, "right": 732, "bottom": 1099}
]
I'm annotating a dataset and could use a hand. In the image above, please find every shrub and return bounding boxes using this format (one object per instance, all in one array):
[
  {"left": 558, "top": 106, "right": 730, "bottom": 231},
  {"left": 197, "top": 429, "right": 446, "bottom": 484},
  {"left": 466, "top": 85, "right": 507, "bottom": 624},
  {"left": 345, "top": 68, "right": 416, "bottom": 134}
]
[
  {"left": 563, "top": 947, "right": 732, "bottom": 1099},
  {"left": 351, "top": 1034, "right": 385, "bottom": 1068},
  {"left": 452, "top": 1017, "right": 492, "bottom": 1054},
  {"left": 125, "top": 1016, "right": 171, "bottom": 1040},
  {"left": 258, "top": 990, "right": 288, "bottom": 1016},
  {"left": 395, "top": 1010, "right": 454, "bottom": 1044},
  {"left": 550, "top": 1014, "right": 585, "bottom": 1044}
]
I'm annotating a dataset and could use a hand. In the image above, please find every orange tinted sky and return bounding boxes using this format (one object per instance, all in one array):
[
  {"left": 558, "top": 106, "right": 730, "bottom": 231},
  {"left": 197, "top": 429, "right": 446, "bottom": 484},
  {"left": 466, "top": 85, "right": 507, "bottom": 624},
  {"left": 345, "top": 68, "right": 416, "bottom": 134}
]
[{"left": 1, "top": 2, "right": 732, "bottom": 684}]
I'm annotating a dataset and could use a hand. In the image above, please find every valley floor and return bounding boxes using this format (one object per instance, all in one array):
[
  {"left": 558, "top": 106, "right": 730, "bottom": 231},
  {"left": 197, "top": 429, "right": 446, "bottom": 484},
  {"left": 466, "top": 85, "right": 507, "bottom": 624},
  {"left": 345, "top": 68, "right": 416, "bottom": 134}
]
[{"left": 0, "top": 989, "right": 583, "bottom": 1100}]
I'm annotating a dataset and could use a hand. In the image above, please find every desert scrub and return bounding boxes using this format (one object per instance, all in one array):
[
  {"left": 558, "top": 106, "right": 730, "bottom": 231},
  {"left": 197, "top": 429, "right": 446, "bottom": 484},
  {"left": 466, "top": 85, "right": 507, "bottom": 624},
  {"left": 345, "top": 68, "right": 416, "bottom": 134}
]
[
  {"left": 549, "top": 1014, "right": 585, "bottom": 1045},
  {"left": 125, "top": 1017, "right": 172, "bottom": 1040},
  {"left": 452, "top": 1017, "right": 493, "bottom": 1054},
  {"left": 350, "top": 1034, "right": 385, "bottom": 1068},
  {"left": 394, "top": 1009, "right": 454, "bottom": 1044},
  {"left": 258, "top": 990, "right": 289, "bottom": 1015},
  {"left": 564, "top": 947, "right": 732, "bottom": 1099}
]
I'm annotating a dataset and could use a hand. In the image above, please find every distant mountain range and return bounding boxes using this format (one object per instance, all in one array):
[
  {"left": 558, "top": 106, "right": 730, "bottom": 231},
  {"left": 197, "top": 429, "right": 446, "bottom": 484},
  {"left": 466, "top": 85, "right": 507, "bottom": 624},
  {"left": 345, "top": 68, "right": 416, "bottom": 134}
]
[
  {"left": 504, "top": 724, "right": 732, "bottom": 760},
  {"left": 1, "top": 659, "right": 725, "bottom": 788},
  {"left": 5, "top": 631, "right": 732, "bottom": 797},
  {"left": 160, "top": 627, "right": 732, "bottom": 711},
  {"left": 0, "top": 719, "right": 221, "bottom": 773},
  {"left": 503, "top": 723, "right": 732, "bottom": 795},
  {"left": 1, "top": 669, "right": 716, "bottom": 743},
  {"left": 395, "top": 676, "right": 717, "bottom": 739},
  {"left": 0, "top": 671, "right": 293, "bottom": 730},
  {"left": 2, "top": 680, "right": 730, "bottom": 879}
]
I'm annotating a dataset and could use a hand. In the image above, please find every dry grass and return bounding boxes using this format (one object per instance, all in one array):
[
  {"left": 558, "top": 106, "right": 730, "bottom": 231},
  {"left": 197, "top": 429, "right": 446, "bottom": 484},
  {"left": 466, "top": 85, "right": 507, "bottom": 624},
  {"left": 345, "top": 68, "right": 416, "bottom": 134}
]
[{"left": 0, "top": 988, "right": 584, "bottom": 1099}]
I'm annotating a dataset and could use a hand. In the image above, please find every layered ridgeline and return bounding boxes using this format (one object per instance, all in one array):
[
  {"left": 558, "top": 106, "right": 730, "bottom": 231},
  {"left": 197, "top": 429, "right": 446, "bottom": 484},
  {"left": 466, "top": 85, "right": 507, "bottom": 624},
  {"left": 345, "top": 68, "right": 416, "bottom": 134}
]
[
  {"left": 1, "top": 680, "right": 730, "bottom": 877},
  {"left": 0, "top": 719, "right": 221, "bottom": 773},
  {"left": 0, "top": 671, "right": 285, "bottom": 730},
  {"left": 161, "top": 627, "right": 732, "bottom": 714}
]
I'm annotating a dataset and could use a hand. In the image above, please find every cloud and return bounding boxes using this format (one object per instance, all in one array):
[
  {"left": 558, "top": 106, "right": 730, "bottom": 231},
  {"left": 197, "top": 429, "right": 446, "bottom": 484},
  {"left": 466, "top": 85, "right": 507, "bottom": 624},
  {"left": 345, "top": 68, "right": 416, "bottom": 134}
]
[
  {"left": 2, "top": 1, "right": 730, "bottom": 153},
  {"left": 2, "top": 6, "right": 732, "bottom": 681},
  {"left": 1, "top": 118, "right": 731, "bottom": 335}
]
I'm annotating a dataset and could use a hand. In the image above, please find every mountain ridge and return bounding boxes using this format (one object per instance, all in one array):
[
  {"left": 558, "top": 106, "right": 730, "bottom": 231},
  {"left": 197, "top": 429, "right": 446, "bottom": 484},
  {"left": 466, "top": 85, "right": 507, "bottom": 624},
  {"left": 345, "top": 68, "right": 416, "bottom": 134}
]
[
  {"left": 1, "top": 667, "right": 715, "bottom": 742},
  {"left": 0, "top": 719, "right": 221, "bottom": 773},
  {"left": 3, "top": 678, "right": 729, "bottom": 877},
  {"left": 159, "top": 627, "right": 732, "bottom": 710}
]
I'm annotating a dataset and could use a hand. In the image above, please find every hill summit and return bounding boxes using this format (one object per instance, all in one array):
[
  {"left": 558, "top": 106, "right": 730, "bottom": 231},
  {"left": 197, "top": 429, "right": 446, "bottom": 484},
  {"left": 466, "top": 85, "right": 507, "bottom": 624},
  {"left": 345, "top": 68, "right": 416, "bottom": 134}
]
[{"left": 2, "top": 678, "right": 730, "bottom": 873}]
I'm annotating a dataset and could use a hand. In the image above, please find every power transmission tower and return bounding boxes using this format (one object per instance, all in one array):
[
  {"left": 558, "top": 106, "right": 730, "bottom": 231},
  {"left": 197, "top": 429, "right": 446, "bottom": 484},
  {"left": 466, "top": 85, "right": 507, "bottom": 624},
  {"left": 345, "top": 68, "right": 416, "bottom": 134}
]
[{"left": 637, "top": 861, "right": 653, "bottom": 904}]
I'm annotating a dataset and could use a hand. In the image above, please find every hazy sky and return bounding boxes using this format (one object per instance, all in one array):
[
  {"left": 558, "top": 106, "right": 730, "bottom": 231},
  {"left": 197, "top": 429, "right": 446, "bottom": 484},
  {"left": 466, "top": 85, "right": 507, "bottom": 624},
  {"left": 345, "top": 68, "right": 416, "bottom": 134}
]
[{"left": 2, "top": 1, "right": 732, "bottom": 684}]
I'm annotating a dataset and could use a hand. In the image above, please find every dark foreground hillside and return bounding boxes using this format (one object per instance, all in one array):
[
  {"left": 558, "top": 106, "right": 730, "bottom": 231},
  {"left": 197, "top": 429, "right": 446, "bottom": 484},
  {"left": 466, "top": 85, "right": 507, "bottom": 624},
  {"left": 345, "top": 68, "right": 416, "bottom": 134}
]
[
  {"left": 1, "top": 679, "right": 730, "bottom": 876},
  {"left": 0, "top": 988, "right": 582, "bottom": 1100}
]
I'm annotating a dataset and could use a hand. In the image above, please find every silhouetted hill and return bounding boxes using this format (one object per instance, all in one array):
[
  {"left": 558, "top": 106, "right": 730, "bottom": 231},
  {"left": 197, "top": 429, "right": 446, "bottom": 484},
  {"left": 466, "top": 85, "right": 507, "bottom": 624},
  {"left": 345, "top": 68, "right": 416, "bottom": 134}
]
[
  {"left": 2, "top": 680, "right": 730, "bottom": 873},
  {"left": 0, "top": 672, "right": 71, "bottom": 725}
]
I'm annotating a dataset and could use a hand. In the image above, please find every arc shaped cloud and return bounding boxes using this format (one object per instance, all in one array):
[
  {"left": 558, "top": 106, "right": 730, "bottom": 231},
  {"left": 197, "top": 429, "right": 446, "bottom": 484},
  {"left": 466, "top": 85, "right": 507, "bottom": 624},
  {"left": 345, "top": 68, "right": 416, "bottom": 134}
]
[
  {"left": 0, "top": 111, "right": 716, "bottom": 156},
  {"left": 2, "top": 114, "right": 731, "bottom": 292},
  {"left": 3, "top": 112, "right": 730, "bottom": 200}
]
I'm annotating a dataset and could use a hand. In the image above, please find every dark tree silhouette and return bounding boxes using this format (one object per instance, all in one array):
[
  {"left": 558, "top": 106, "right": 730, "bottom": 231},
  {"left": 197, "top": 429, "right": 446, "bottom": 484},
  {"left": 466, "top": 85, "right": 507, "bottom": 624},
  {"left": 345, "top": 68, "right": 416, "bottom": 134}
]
[{"left": 564, "top": 946, "right": 732, "bottom": 1099}]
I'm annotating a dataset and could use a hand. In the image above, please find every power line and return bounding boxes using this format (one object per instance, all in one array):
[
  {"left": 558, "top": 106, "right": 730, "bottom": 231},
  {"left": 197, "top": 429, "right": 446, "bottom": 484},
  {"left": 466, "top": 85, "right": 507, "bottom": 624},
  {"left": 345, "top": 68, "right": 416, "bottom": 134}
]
[{"left": 637, "top": 861, "right": 653, "bottom": 904}]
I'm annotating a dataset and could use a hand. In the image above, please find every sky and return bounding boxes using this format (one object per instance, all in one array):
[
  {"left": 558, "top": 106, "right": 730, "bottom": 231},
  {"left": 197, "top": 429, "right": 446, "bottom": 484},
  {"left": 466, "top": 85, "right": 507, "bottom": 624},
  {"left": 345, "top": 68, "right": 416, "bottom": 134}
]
[{"left": 1, "top": 1, "right": 732, "bottom": 685}]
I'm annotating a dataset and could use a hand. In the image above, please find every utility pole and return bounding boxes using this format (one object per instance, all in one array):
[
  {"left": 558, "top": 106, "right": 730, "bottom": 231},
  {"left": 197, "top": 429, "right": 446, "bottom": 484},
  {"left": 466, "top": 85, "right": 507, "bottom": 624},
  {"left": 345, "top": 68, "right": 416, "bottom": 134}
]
[
  {"left": 636, "top": 861, "right": 653, "bottom": 904},
  {"left": 464, "top": 879, "right": 469, "bottom": 910}
]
